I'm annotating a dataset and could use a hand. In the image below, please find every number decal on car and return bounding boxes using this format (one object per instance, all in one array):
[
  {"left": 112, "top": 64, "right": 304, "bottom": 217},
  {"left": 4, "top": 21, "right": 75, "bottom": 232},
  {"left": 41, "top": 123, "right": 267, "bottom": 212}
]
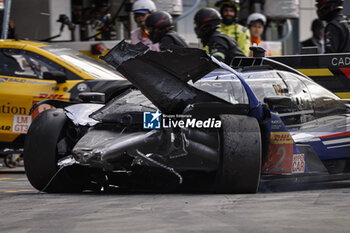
[
  {"left": 262, "top": 132, "right": 295, "bottom": 174},
  {"left": 273, "top": 146, "right": 286, "bottom": 172}
]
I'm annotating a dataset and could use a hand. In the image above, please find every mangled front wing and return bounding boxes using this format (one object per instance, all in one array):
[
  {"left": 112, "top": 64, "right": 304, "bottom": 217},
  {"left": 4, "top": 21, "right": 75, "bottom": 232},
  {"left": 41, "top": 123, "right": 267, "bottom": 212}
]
[{"left": 70, "top": 125, "right": 220, "bottom": 174}]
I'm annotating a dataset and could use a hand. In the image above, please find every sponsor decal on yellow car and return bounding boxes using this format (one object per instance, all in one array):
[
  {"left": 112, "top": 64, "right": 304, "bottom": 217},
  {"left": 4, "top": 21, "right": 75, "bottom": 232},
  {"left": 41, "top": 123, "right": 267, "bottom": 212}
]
[{"left": 0, "top": 77, "right": 82, "bottom": 142}]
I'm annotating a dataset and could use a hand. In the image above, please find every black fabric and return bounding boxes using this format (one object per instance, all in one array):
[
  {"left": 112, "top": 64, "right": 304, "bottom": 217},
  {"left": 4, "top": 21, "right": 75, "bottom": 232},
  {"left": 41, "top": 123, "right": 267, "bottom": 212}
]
[
  {"left": 107, "top": 41, "right": 221, "bottom": 114},
  {"left": 301, "top": 38, "right": 317, "bottom": 47},
  {"left": 102, "top": 40, "right": 149, "bottom": 68},
  {"left": 300, "top": 37, "right": 323, "bottom": 54},
  {"left": 159, "top": 31, "right": 189, "bottom": 51},
  {"left": 204, "top": 30, "right": 245, "bottom": 64},
  {"left": 324, "top": 13, "right": 350, "bottom": 53}
]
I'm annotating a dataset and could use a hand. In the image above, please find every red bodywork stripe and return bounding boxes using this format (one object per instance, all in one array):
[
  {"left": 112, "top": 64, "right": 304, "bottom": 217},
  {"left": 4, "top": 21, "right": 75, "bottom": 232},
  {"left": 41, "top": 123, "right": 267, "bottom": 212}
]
[{"left": 319, "top": 131, "right": 350, "bottom": 139}]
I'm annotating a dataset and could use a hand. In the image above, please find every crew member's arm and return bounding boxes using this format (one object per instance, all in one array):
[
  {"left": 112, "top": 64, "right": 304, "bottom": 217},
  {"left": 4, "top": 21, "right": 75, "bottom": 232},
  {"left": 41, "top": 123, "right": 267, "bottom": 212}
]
[
  {"left": 131, "top": 28, "right": 141, "bottom": 44},
  {"left": 205, "top": 38, "right": 229, "bottom": 62},
  {"left": 324, "top": 24, "right": 341, "bottom": 53},
  {"left": 205, "top": 36, "right": 245, "bottom": 63},
  {"left": 159, "top": 36, "right": 175, "bottom": 51}
]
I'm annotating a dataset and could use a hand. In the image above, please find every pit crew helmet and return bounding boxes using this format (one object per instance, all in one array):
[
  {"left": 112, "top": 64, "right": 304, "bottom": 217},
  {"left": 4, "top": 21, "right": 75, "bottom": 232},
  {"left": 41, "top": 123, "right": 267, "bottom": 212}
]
[
  {"left": 194, "top": 8, "right": 222, "bottom": 39},
  {"left": 132, "top": 0, "right": 156, "bottom": 14},
  {"left": 215, "top": 0, "right": 240, "bottom": 24},
  {"left": 247, "top": 13, "right": 267, "bottom": 27},
  {"left": 316, "top": 0, "right": 343, "bottom": 20},
  {"left": 145, "top": 11, "right": 173, "bottom": 43}
]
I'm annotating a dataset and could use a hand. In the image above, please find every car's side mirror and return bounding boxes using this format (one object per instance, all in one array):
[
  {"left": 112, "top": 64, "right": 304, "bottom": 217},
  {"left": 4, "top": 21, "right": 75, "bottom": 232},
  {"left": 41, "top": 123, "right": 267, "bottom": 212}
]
[
  {"left": 264, "top": 96, "right": 293, "bottom": 110},
  {"left": 43, "top": 71, "right": 67, "bottom": 84},
  {"left": 78, "top": 92, "right": 105, "bottom": 104}
]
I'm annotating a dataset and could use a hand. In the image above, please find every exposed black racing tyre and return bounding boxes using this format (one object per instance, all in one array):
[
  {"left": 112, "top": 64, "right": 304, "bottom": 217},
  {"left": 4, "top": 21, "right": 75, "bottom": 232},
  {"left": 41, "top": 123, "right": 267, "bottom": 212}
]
[
  {"left": 215, "top": 114, "right": 262, "bottom": 194},
  {"left": 24, "top": 109, "right": 86, "bottom": 193}
]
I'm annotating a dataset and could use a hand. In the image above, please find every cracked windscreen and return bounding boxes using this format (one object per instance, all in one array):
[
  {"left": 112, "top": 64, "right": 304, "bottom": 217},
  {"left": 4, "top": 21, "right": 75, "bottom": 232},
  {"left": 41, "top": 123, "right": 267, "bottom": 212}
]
[{"left": 193, "top": 69, "right": 248, "bottom": 105}]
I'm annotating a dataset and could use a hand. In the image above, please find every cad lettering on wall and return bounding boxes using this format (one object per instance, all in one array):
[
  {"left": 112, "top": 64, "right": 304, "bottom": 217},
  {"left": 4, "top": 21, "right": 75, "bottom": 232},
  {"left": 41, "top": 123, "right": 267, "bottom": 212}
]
[{"left": 331, "top": 57, "right": 350, "bottom": 66}]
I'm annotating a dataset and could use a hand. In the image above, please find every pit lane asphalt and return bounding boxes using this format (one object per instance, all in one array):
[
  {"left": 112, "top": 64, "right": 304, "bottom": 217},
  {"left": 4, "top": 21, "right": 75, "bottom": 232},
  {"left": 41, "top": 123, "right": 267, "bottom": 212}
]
[{"left": 1, "top": 168, "right": 350, "bottom": 233}]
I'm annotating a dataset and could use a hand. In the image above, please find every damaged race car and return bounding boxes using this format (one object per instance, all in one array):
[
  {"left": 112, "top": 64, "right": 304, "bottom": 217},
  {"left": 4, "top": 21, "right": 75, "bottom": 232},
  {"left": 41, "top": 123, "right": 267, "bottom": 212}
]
[{"left": 24, "top": 41, "right": 350, "bottom": 193}]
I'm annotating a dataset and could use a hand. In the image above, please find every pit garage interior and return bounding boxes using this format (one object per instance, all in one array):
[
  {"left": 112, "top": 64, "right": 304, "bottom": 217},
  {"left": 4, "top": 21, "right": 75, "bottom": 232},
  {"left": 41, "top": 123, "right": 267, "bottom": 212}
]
[{"left": 7, "top": 0, "right": 350, "bottom": 55}]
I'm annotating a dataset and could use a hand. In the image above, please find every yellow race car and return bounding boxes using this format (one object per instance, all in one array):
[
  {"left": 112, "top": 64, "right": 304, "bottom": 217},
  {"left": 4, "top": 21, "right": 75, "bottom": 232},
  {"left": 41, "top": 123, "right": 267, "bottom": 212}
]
[{"left": 0, "top": 40, "right": 131, "bottom": 167}]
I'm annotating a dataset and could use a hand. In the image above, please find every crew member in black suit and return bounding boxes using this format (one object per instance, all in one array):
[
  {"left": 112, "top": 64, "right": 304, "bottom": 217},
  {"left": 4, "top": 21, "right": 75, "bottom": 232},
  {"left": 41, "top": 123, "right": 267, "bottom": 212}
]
[
  {"left": 300, "top": 19, "right": 325, "bottom": 54},
  {"left": 316, "top": 0, "right": 350, "bottom": 53}
]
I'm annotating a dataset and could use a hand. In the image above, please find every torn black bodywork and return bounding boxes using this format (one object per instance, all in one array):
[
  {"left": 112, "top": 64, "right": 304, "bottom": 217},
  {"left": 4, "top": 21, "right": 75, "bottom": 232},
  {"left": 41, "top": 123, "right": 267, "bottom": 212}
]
[
  {"left": 63, "top": 42, "right": 233, "bottom": 188},
  {"left": 103, "top": 41, "right": 224, "bottom": 114}
]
